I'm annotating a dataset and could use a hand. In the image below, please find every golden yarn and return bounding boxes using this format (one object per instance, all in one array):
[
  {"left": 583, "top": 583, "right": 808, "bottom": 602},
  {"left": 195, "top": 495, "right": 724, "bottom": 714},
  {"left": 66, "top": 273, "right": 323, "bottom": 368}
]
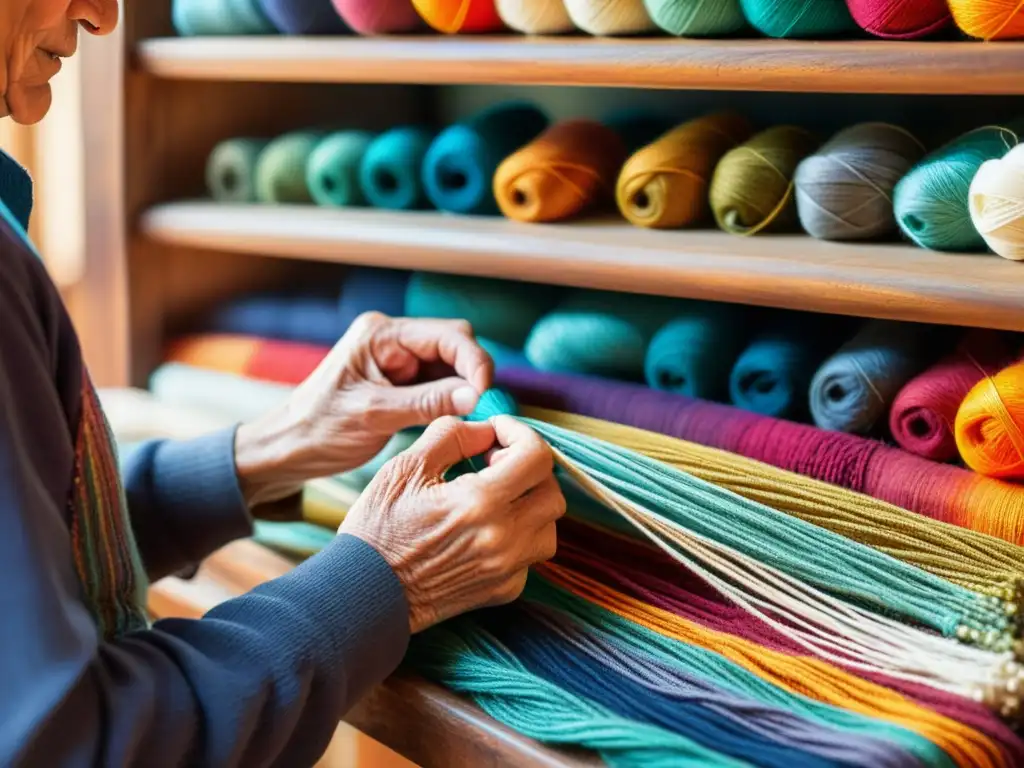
[
  {"left": 710, "top": 125, "right": 819, "bottom": 235},
  {"left": 970, "top": 142, "right": 1024, "bottom": 261},
  {"left": 956, "top": 361, "right": 1024, "bottom": 482},
  {"left": 949, "top": 0, "right": 1024, "bottom": 39},
  {"left": 562, "top": 0, "right": 659, "bottom": 34},
  {"left": 496, "top": 0, "right": 576, "bottom": 32},
  {"left": 616, "top": 112, "right": 753, "bottom": 229}
]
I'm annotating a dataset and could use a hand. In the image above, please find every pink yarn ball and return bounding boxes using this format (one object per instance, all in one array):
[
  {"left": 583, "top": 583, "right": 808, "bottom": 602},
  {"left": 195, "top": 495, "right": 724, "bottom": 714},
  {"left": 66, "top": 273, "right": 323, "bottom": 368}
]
[{"left": 332, "top": 0, "right": 424, "bottom": 33}]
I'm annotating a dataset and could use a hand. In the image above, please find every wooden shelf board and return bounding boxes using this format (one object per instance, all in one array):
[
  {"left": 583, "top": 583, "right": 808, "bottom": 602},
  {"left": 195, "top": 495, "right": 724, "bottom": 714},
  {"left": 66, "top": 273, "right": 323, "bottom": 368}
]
[
  {"left": 140, "top": 202, "right": 1024, "bottom": 331},
  {"left": 135, "top": 36, "right": 1024, "bottom": 95}
]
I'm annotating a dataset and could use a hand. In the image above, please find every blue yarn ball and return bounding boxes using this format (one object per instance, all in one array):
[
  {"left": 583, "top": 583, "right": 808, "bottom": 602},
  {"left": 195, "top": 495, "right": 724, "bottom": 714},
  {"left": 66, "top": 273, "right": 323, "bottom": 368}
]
[
  {"left": 204, "top": 294, "right": 342, "bottom": 346},
  {"left": 423, "top": 102, "right": 550, "bottom": 215},
  {"left": 359, "top": 127, "right": 435, "bottom": 210},
  {"left": 174, "top": 0, "right": 277, "bottom": 35},
  {"left": 257, "top": 0, "right": 349, "bottom": 33},
  {"left": 338, "top": 267, "right": 411, "bottom": 330}
]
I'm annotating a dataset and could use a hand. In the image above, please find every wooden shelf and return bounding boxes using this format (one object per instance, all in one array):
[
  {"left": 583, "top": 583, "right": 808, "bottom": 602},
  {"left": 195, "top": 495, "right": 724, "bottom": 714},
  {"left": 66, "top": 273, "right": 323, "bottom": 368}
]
[
  {"left": 135, "top": 36, "right": 1024, "bottom": 95},
  {"left": 140, "top": 202, "right": 1024, "bottom": 331}
]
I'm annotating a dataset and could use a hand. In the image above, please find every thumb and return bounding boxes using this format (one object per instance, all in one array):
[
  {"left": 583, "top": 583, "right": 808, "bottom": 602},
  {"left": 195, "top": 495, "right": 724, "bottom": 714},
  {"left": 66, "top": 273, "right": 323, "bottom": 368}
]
[{"left": 385, "top": 377, "right": 481, "bottom": 429}]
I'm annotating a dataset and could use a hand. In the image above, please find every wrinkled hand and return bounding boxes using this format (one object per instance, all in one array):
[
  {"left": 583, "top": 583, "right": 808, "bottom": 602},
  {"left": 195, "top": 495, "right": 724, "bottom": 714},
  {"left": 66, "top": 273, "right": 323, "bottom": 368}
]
[
  {"left": 341, "top": 415, "right": 565, "bottom": 633},
  {"left": 234, "top": 312, "right": 494, "bottom": 506}
]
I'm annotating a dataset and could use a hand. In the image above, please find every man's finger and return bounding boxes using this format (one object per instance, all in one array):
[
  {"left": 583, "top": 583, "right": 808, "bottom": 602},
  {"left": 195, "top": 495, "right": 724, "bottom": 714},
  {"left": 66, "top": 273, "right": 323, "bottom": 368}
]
[
  {"left": 379, "top": 377, "right": 482, "bottom": 430},
  {"left": 511, "top": 476, "right": 566, "bottom": 529},
  {"left": 409, "top": 417, "right": 497, "bottom": 476},
  {"left": 394, "top": 318, "right": 494, "bottom": 394},
  {"left": 474, "top": 416, "right": 554, "bottom": 502}
]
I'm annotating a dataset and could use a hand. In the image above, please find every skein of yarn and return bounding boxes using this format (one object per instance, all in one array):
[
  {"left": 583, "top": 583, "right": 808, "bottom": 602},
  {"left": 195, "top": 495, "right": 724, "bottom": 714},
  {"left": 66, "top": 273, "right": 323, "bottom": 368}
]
[
  {"left": 306, "top": 131, "right": 375, "bottom": 208},
  {"left": 845, "top": 0, "right": 951, "bottom": 38},
  {"left": 794, "top": 123, "right": 925, "bottom": 241},
  {"left": 644, "top": 0, "right": 747, "bottom": 35},
  {"left": 206, "top": 138, "right": 269, "bottom": 203},
  {"left": 411, "top": 0, "right": 505, "bottom": 32},
  {"left": 563, "top": 0, "right": 658, "bottom": 34},
  {"left": 890, "top": 331, "right": 1019, "bottom": 462},
  {"left": 496, "top": 0, "right": 577, "bottom": 32},
  {"left": 423, "top": 103, "right": 550, "bottom": 215},
  {"left": 358, "top": 127, "right": 435, "bottom": 210},
  {"left": 739, "top": 0, "right": 858, "bottom": 37},
  {"left": 331, "top": 0, "right": 424, "bottom": 32},
  {"left": 956, "top": 361, "right": 1024, "bottom": 480},
  {"left": 809, "top": 320, "right": 936, "bottom": 434},
  {"left": 254, "top": 131, "right": 322, "bottom": 204},
  {"left": 494, "top": 120, "right": 628, "bottom": 223},
  {"left": 202, "top": 294, "right": 343, "bottom": 346},
  {"left": 617, "top": 112, "right": 752, "bottom": 229},
  {"left": 257, "top": 0, "right": 350, "bottom": 33},
  {"left": 710, "top": 126, "right": 819, "bottom": 236},
  {"left": 949, "top": 0, "right": 1024, "bottom": 39},
  {"left": 969, "top": 142, "right": 1024, "bottom": 261},
  {"left": 894, "top": 123, "right": 1024, "bottom": 252},
  {"left": 173, "top": 0, "right": 278, "bottom": 34},
  {"left": 643, "top": 302, "right": 751, "bottom": 399},
  {"left": 405, "top": 273, "right": 561, "bottom": 348}
]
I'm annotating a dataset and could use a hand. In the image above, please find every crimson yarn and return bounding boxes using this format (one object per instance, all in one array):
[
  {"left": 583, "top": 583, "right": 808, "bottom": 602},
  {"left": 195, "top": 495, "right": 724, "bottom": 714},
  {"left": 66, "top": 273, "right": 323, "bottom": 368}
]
[
  {"left": 331, "top": 0, "right": 424, "bottom": 33},
  {"left": 845, "top": 0, "right": 951, "bottom": 38}
]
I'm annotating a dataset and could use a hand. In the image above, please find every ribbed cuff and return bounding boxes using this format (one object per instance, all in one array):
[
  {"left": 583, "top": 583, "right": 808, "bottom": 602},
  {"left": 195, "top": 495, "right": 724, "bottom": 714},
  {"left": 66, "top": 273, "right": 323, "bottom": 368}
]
[{"left": 150, "top": 427, "right": 254, "bottom": 564}]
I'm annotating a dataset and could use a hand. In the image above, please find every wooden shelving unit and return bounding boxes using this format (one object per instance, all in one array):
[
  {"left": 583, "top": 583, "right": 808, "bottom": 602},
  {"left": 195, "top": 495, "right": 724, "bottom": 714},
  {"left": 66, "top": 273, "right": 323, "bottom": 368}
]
[{"left": 85, "top": 5, "right": 1024, "bottom": 766}]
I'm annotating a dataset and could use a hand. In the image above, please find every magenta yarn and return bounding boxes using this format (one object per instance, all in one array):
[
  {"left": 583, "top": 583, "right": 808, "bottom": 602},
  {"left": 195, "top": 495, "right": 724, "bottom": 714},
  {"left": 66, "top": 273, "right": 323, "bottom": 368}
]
[{"left": 331, "top": 0, "right": 424, "bottom": 33}]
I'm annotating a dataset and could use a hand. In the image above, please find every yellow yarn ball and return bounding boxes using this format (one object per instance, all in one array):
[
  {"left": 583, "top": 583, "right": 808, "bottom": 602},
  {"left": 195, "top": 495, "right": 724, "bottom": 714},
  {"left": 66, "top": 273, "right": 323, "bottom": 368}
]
[
  {"left": 969, "top": 143, "right": 1024, "bottom": 261},
  {"left": 955, "top": 361, "right": 1024, "bottom": 480}
]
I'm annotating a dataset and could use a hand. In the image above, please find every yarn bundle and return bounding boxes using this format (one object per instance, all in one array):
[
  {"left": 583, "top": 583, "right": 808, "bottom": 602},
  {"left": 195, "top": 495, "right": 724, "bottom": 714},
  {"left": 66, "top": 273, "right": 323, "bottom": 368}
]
[
  {"left": 644, "top": 0, "right": 747, "bottom": 35},
  {"left": 970, "top": 143, "right": 1024, "bottom": 261},
  {"left": 563, "top": 0, "right": 659, "bottom": 35},
  {"left": 956, "top": 360, "right": 1024, "bottom": 480},
  {"left": 949, "top": 0, "right": 1024, "bottom": 39},
  {"left": 845, "top": 0, "right": 951, "bottom": 38},
  {"left": 206, "top": 138, "right": 269, "bottom": 203},
  {"left": 173, "top": 0, "right": 277, "bottom": 35},
  {"left": 306, "top": 130, "right": 376, "bottom": 208},
  {"left": 331, "top": 0, "right": 423, "bottom": 33},
  {"left": 411, "top": 0, "right": 505, "bottom": 32},
  {"left": 496, "top": 0, "right": 576, "bottom": 33},
  {"left": 254, "top": 131, "right": 322, "bottom": 204},
  {"left": 360, "top": 127, "right": 436, "bottom": 210},
  {"left": 738, "top": 0, "right": 858, "bottom": 37},
  {"left": 257, "top": 0, "right": 350, "bottom": 33}
]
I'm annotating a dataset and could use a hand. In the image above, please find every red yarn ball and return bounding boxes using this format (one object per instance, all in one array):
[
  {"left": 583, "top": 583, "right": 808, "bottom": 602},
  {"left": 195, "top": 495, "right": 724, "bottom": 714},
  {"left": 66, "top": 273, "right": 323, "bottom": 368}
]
[{"left": 845, "top": 0, "right": 951, "bottom": 38}]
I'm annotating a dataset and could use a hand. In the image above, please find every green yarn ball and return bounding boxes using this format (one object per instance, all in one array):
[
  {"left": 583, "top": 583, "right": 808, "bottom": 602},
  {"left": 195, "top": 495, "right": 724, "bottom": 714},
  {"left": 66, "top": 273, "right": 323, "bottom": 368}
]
[
  {"left": 644, "top": 0, "right": 747, "bottom": 36},
  {"left": 306, "top": 130, "right": 376, "bottom": 208},
  {"left": 738, "top": 0, "right": 857, "bottom": 37},
  {"left": 206, "top": 137, "right": 268, "bottom": 203},
  {"left": 894, "top": 124, "right": 1024, "bottom": 252},
  {"left": 254, "top": 131, "right": 322, "bottom": 204},
  {"left": 405, "top": 273, "right": 561, "bottom": 349}
]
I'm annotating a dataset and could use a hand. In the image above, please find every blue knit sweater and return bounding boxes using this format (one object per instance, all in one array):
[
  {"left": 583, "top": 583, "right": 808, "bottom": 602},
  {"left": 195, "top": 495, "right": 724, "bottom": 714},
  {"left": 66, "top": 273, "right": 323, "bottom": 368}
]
[{"left": 0, "top": 151, "right": 409, "bottom": 766}]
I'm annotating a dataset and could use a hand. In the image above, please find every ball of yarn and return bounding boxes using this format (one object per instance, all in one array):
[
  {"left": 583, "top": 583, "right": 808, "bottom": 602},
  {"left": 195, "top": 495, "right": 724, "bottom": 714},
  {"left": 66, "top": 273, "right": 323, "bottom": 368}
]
[
  {"left": 257, "top": 0, "right": 350, "bottom": 33},
  {"left": 617, "top": 112, "right": 752, "bottom": 229},
  {"left": 204, "top": 294, "right": 343, "bottom": 346},
  {"left": 956, "top": 361, "right": 1024, "bottom": 479},
  {"left": 405, "top": 272, "right": 561, "bottom": 348},
  {"left": 206, "top": 138, "right": 268, "bottom": 203},
  {"left": 332, "top": 0, "right": 424, "bottom": 32},
  {"left": 644, "top": 0, "right": 747, "bottom": 35},
  {"left": 794, "top": 123, "right": 925, "bottom": 241},
  {"left": 338, "top": 267, "right": 411, "bottom": 330},
  {"left": 894, "top": 124, "right": 1023, "bottom": 252},
  {"left": 643, "top": 302, "right": 750, "bottom": 399},
  {"left": 563, "top": 0, "right": 659, "bottom": 34},
  {"left": 411, "top": 0, "right": 505, "bottom": 32},
  {"left": 739, "top": 0, "right": 857, "bottom": 36},
  {"left": 358, "top": 127, "right": 435, "bottom": 210},
  {"left": 306, "top": 131, "right": 375, "bottom": 208},
  {"left": 494, "top": 120, "right": 627, "bottom": 223},
  {"left": 969, "top": 142, "right": 1024, "bottom": 261},
  {"left": 845, "top": 0, "right": 951, "bottom": 38},
  {"left": 891, "top": 330, "right": 1018, "bottom": 462},
  {"left": 496, "top": 0, "right": 576, "bottom": 32},
  {"left": 174, "top": 0, "right": 277, "bottom": 34},
  {"left": 710, "top": 126, "right": 819, "bottom": 236},
  {"left": 478, "top": 338, "right": 533, "bottom": 369},
  {"left": 949, "top": 0, "right": 1024, "bottom": 39},
  {"left": 809, "top": 320, "right": 933, "bottom": 434},
  {"left": 423, "top": 103, "right": 550, "bottom": 215},
  {"left": 254, "top": 132, "right": 322, "bottom": 204},
  {"left": 526, "top": 291, "right": 680, "bottom": 380}
]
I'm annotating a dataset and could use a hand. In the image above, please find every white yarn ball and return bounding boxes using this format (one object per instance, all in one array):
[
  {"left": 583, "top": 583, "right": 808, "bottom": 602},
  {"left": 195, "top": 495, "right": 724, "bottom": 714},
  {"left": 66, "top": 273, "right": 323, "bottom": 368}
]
[
  {"left": 563, "top": 0, "right": 658, "bottom": 34},
  {"left": 496, "top": 0, "right": 576, "bottom": 32},
  {"left": 969, "top": 143, "right": 1024, "bottom": 261}
]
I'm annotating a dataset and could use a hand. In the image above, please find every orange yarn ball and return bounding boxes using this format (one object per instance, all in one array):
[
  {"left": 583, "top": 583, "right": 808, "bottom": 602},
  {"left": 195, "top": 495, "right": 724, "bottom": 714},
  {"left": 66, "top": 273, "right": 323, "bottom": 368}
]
[
  {"left": 948, "top": 0, "right": 1024, "bottom": 39},
  {"left": 955, "top": 361, "right": 1024, "bottom": 479},
  {"left": 411, "top": 0, "right": 505, "bottom": 32}
]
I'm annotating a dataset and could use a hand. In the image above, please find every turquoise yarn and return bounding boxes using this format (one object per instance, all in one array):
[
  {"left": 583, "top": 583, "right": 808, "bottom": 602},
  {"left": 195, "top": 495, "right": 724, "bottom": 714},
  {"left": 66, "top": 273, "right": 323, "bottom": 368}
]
[
  {"left": 254, "top": 131, "right": 322, "bottom": 204},
  {"left": 478, "top": 338, "right": 532, "bottom": 370},
  {"left": 422, "top": 102, "right": 550, "bottom": 215},
  {"left": 894, "top": 124, "right": 1024, "bottom": 252},
  {"left": 306, "top": 131, "right": 376, "bottom": 208},
  {"left": 359, "top": 127, "right": 434, "bottom": 210},
  {"left": 173, "top": 0, "right": 277, "bottom": 35},
  {"left": 206, "top": 138, "right": 269, "bottom": 203},
  {"left": 738, "top": 0, "right": 858, "bottom": 37},
  {"left": 404, "top": 272, "right": 561, "bottom": 348},
  {"left": 644, "top": 0, "right": 747, "bottom": 36},
  {"left": 643, "top": 302, "right": 751, "bottom": 400},
  {"left": 526, "top": 291, "right": 681, "bottom": 380}
]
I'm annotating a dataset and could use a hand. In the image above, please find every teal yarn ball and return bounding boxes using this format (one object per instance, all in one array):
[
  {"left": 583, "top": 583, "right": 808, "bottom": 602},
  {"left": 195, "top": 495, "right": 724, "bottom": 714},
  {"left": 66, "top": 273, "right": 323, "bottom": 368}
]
[
  {"left": 405, "top": 272, "right": 560, "bottom": 348},
  {"left": 643, "top": 302, "right": 750, "bottom": 399},
  {"left": 173, "top": 0, "right": 277, "bottom": 35},
  {"left": 254, "top": 131, "right": 322, "bottom": 204},
  {"left": 644, "top": 0, "right": 747, "bottom": 35},
  {"left": 478, "top": 338, "right": 532, "bottom": 370},
  {"left": 468, "top": 388, "right": 520, "bottom": 422},
  {"left": 894, "top": 124, "right": 1024, "bottom": 252},
  {"left": 738, "top": 0, "right": 857, "bottom": 37},
  {"left": 526, "top": 291, "right": 681, "bottom": 380},
  {"left": 359, "top": 127, "right": 435, "bottom": 211},
  {"left": 423, "top": 102, "right": 550, "bottom": 215},
  {"left": 206, "top": 138, "right": 269, "bottom": 203},
  {"left": 306, "top": 131, "right": 376, "bottom": 208}
]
